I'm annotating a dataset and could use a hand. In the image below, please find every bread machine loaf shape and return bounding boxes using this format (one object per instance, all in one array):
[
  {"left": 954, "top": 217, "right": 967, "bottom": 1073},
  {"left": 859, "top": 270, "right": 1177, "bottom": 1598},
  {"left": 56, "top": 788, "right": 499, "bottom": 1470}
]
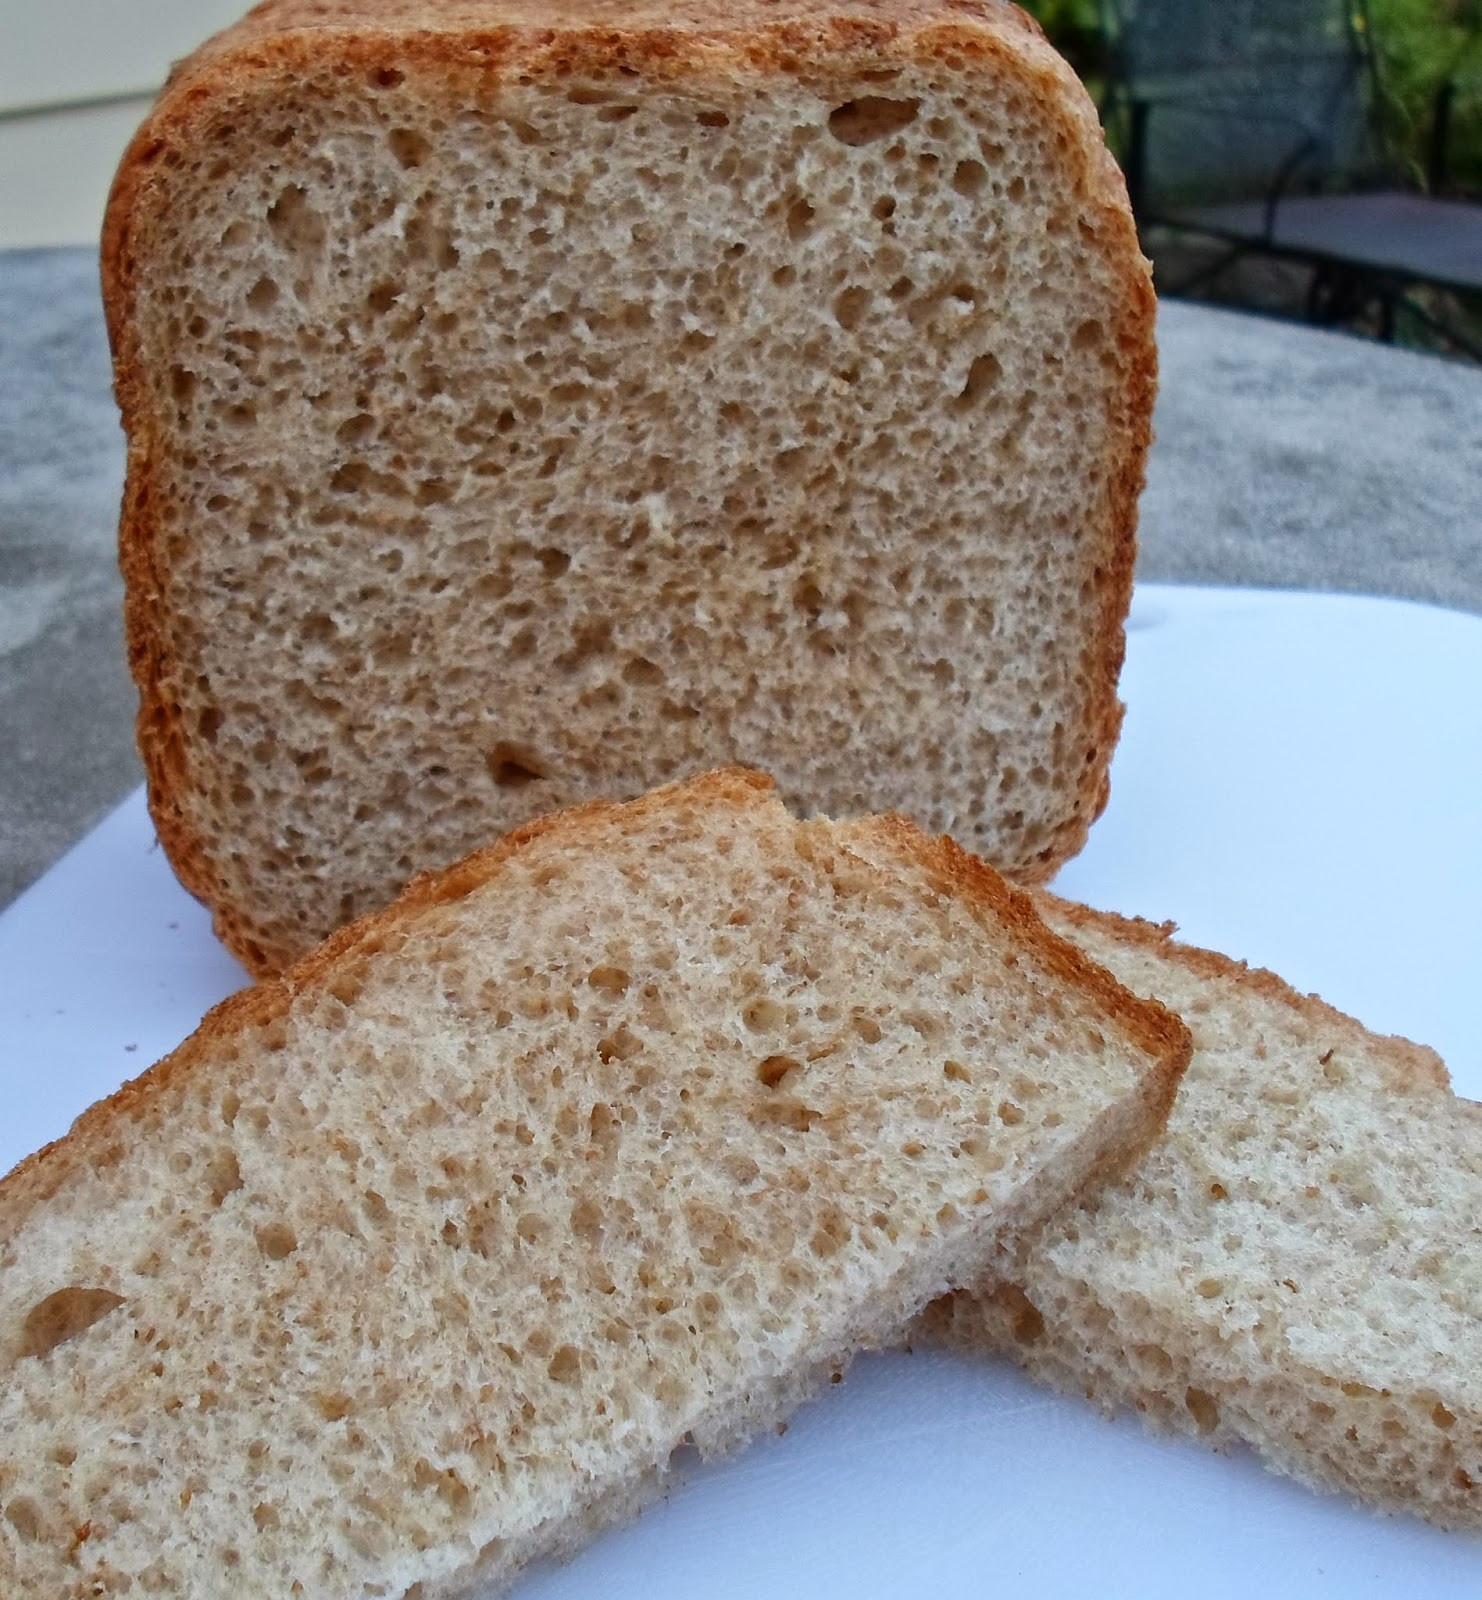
[{"left": 104, "top": 0, "right": 1157, "bottom": 974}]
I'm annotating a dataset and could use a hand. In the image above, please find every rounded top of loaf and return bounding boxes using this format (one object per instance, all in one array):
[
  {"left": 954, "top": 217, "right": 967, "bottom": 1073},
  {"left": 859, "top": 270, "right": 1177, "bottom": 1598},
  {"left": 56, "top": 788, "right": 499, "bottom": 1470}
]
[{"left": 101, "top": 0, "right": 1154, "bottom": 975}]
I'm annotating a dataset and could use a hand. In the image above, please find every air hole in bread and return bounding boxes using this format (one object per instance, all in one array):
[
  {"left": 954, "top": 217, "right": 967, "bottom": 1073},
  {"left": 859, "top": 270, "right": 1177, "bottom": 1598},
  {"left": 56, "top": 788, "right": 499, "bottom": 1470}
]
[
  {"left": 810, "top": 1211, "right": 851, "bottom": 1257},
  {"left": 1185, "top": 1386, "right": 1221, "bottom": 1434},
  {"left": 757, "top": 1054, "right": 801, "bottom": 1089},
  {"left": 370, "top": 66, "right": 404, "bottom": 89},
  {"left": 387, "top": 127, "right": 432, "bottom": 168},
  {"left": 904, "top": 1009, "right": 942, "bottom": 1040},
  {"left": 833, "top": 285, "right": 870, "bottom": 330},
  {"left": 953, "top": 158, "right": 988, "bottom": 195},
  {"left": 697, "top": 109, "right": 730, "bottom": 128},
  {"left": 206, "top": 1149, "right": 243, "bottom": 1205},
  {"left": 335, "top": 411, "right": 375, "bottom": 446},
  {"left": 256, "top": 1223, "right": 298, "bottom": 1261},
  {"left": 365, "top": 280, "right": 403, "bottom": 314},
  {"left": 485, "top": 744, "right": 547, "bottom": 788},
  {"left": 784, "top": 197, "right": 815, "bottom": 240},
  {"left": 621, "top": 656, "right": 664, "bottom": 687},
  {"left": 827, "top": 97, "right": 920, "bottom": 145},
  {"left": 742, "top": 997, "right": 785, "bottom": 1033},
  {"left": 5, "top": 1496, "right": 45, "bottom": 1541},
  {"left": 793, "top": 575, "right": 823, "bottom": 619},
  {"left": 516, "top": 1213, "right": 549, "bottom": 1246},
  {"left": 547, "top": 1344, "right": 582, "bottom": 1383},
  {"left": 265, "top": 184, "right": 325, "bottom": 254},
  {"left": 597, "top": 1025, "right": 642, "bottom": 1063},
  {"left": 957, "top": 351, "right": 1002, "bottom": 406},
  {"left": 1002, "top": 1284, "right": 1045, "bottom": 1344},
  {"left": 19, "top": 1288, "right": 126, "bottom": 1359}
]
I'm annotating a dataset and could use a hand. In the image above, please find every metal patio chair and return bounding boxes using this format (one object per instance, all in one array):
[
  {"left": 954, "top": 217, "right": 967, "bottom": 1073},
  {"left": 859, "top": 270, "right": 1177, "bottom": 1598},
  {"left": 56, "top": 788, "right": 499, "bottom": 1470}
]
[{"left": 1101, "top": 0, "right": 1482, "bottom": 357}]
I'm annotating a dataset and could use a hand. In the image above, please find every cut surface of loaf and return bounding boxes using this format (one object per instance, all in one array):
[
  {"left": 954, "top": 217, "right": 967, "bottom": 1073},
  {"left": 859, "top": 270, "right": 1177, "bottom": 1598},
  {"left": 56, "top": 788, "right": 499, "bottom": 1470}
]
[
  {"left": 922, "top": 894, "right": 1482, "bottom": 1531},
  {"left": 0, "top": 771, "right": 1188, "bottom": 1599},
  {"left": 105, "top": 0, "right": 1155, "bottom": 975}
]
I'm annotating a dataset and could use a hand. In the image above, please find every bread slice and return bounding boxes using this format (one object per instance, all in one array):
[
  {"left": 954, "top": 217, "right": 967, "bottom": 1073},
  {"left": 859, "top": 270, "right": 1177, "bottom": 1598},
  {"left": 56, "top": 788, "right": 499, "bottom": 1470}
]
[
  {"left": 922, "top": 894, "right": 1482, "bottom": 1531},
  {"left": 0, "top": 771, "right": 1187, "bottom": 1599},
  {"left": 103, "top": 0, "right": 1155, "bottom": 976}
]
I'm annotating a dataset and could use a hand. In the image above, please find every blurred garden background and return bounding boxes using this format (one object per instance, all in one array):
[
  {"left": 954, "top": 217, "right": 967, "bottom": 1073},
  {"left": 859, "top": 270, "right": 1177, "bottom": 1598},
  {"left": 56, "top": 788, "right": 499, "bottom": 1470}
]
[{"left": 1022, "top": 1, "right": 1482, "bottom": 357}]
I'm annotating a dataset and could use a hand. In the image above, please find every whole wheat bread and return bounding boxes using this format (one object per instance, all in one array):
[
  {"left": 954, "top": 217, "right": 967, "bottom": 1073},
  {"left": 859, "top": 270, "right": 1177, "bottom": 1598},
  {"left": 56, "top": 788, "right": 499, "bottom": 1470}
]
[
  {"left": 104, "top": 0, "right": 1155, "bottom": 975},
  {"left": 0, "top": 771, "right": 1187, "bottom": 1598},
  {"left": 923, "top": 894, "right": 1482, "bottom": 1531}
]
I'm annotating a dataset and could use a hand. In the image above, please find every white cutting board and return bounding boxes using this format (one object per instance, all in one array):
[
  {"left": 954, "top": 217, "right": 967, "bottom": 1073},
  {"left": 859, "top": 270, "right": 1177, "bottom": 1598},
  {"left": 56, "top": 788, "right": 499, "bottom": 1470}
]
[{"left": 2, "top": 583, "right": 1480, "bottom": 1595}]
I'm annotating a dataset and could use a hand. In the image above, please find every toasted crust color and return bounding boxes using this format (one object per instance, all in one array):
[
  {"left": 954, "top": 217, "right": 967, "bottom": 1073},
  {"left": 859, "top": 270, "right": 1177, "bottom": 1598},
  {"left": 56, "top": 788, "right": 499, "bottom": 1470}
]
[
  {"left": 1031, "top": 891, "right": 1450, "bottom": 1093},
  {"left": 871, "top": 834, "right": 1190, "bottom": 1115},
  {"left": 103, "top": 0, "right": 1156, "bottom": 975}
]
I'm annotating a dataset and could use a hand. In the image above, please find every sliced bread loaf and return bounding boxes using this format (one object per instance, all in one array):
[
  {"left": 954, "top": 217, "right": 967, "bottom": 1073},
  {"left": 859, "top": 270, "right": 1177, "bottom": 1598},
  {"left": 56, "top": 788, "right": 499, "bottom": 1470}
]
[
  {"left": 104, "top": 0, "right": 1155, "bottom": 975},
  {"left": 0, "top": 771, "right": 1188, "bottom": 1599},
  {"left": 922, "top": 894, "right": 1482, "bottom": 1531}
]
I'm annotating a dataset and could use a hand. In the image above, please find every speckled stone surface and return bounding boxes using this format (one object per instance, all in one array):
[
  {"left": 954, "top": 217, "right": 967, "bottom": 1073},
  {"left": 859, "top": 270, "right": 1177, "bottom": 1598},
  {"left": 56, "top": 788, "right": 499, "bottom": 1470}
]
[
  {"left": 1, "top": 247, "right": 1479, "bottom": 910},
  {"left": 1145, "top": 299, "right": 1482, "bottom": 613},
  {"left": 1, "top": 247, "right": 138, "bottom": 911}
]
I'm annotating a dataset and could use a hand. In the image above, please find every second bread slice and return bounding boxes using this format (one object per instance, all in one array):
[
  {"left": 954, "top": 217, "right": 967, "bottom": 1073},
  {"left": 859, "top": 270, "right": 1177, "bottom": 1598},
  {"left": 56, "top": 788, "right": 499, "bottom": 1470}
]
[
  {"left": 0, "top": 771, "right": 1187, "bottom": 1600},
  {"left": 924, "top": 894, "right": 1482, "bottom": 1530}
]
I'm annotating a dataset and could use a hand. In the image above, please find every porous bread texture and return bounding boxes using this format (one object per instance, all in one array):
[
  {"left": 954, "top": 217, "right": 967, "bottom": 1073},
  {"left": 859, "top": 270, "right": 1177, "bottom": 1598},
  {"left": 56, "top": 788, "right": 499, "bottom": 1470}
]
[
  {"left": 922, "top": 894, "right": 1482, "bottom": 1532},
  {"left": 0, "top": 771, "right": 1188, "bottom": 1599},
  {"left": 105, "top": 0, "right": 1156, "bottom": 975}
]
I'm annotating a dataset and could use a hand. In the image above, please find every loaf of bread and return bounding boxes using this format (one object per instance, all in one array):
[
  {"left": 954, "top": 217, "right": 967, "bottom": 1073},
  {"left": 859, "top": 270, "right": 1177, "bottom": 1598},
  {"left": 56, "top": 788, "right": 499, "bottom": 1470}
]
[
  {"left": 104, "top": 0, "right": 1156, "bottom": 975},
  {"left": 0, "top": 771, "right": 1187, "bottom": 1598},
  {"left": 923, "top": 894, "right": 1482, "bottom": 1530}
]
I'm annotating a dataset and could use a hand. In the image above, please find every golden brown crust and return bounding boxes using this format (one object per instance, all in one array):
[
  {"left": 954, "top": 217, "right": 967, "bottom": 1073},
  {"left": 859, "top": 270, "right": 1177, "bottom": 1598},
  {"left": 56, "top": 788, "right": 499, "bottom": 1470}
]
[
  {"left": 851, "top": 817, "right": 1192, "bottom": 1137},
  {"left": 1031, "top": 890, "right": 1451, "bottom": 1093},
  {"left": 103, "top": 0, "right": 1155, "bottom": 974}
]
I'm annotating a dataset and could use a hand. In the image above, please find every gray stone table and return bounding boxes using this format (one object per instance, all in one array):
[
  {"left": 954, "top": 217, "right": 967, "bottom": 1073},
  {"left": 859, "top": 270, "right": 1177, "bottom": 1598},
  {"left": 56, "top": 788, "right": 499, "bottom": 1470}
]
[{"left": 2, "top": 245, "right": 1480, "bottom": 911}]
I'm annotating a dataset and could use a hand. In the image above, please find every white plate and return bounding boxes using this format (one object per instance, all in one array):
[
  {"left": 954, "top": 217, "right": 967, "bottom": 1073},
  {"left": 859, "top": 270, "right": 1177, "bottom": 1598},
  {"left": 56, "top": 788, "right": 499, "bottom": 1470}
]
[{"left": 3, "top": 583, "right": 1480, "bottom": 1595}]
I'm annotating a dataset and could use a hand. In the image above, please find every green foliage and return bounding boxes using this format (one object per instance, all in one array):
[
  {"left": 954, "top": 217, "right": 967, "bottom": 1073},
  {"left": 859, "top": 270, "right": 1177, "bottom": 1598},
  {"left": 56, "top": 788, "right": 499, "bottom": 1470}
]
[
  {"left": 1023, "top": 0, "right": 1482, "bottom": 193},
  {"left": 1016, "top": 0, "right": 1108, "bottom": 81},
  {"left": 1366, "top": 0, "right": 1482, "bottom": 189}
]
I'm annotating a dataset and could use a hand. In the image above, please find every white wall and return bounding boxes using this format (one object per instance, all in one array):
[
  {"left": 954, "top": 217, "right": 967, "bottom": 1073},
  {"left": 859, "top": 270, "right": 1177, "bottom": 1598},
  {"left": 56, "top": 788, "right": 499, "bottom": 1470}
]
[
  {"left": 1, "top": 0, "right": 245, "bottom": 111},
  {"left": 1, "top": 0, "right": 246, "bottom": 247}
]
